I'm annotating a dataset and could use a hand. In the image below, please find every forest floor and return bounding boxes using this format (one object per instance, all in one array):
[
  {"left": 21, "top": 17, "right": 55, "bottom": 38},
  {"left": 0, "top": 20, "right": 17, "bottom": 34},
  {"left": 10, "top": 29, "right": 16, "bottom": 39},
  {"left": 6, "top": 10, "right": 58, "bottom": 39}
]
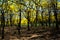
[{"left": 0, "top": 26, "right": 60, "bottom": 40}]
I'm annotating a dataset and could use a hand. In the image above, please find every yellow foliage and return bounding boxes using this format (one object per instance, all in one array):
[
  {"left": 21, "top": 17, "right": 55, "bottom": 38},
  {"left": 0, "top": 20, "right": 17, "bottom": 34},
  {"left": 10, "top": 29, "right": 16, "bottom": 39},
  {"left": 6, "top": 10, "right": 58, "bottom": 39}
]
[
  {"left": 41, "top": 1, "right": 48, "bottom": 8},
  {"left": 10, "top": 5, "right": 15, "bottom": 10},
  {"left": 12, "top": 15, "right": 19, "bottom": 24},
  {"left": 23, "top": 0, "right": 29, "bottom": 2},
  {"left": 38, "top": 14, "right": 42, "bottom": 21},
  {"left": 30, "top": 17, "right": 35, "bottom": 22},
  {"left": 34, "top": 0, "right": 40, "bottom": 3},
  {"left": 21, "top": 18, "right": 28, "bottom": 25},
  {"left": 57, "top": 2, "right": 60, "bottom": 9},
  {"left": 28, "top": 9, "right": 36, "bottom": 22},
  {"left": 9, "top": 4, "right": 19, "bottom": 12},
  {"left": 50, "top": 15, "right": 55, "bottom": 22}
]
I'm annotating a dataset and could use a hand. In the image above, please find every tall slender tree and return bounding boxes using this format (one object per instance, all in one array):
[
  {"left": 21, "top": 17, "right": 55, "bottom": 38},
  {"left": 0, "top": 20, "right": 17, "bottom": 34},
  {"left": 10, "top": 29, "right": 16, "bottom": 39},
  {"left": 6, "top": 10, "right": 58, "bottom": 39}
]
[
  {"left": 51, "top": 0, "right": 59, "bottom": 30},
  {"left": 1, "top": 9, "right": 5, "bottom": 39},
  {"left": 1, "top": 0, "right": 5, "bottom": 39},
  {"left": 17, "top": 9, "right": 21, "bottom": 35},
  {"left": 27, "top": 10, "right": 30, "bottom": 31}
]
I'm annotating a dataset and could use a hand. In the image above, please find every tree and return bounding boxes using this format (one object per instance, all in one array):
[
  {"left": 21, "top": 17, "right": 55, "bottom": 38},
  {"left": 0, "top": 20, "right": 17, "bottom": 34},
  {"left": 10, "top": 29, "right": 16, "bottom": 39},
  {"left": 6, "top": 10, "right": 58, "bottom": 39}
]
[
  {"left": 0, "top": 0, "right": 5, "bottom": 39},
  {"left": 51, "top": 0, "right": 59, "bottom": 30}
]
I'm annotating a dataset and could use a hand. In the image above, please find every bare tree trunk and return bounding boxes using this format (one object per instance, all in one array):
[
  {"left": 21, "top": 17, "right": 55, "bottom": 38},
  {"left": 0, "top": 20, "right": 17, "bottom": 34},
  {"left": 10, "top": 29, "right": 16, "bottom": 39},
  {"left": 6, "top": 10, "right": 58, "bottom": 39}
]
[
  {"left": 54, "top": 10, "right": 59, "bottom": 30},
  {"left": 1, "top": 10, "right": 5, "bottom": 39},
  {"left": 10, "top": 14, "right": 12, "bottom": 26},
  {"left": 27, "top": 11, "right": 30, "bottom": 31},
  {"left": 35, "top": 10, "right": 38, "bottom": 27},
  {"left": 18, "top": 9, "right": 21, "bottom": 35},
  {"left": 48, "top": 10, "right": 51, "bottom": 27},
  {"left": 41, "top": 11, "right": 43, "bottom": 26},
  {"left": 52, "top": 0, "right": 59, "bottom": 30}
]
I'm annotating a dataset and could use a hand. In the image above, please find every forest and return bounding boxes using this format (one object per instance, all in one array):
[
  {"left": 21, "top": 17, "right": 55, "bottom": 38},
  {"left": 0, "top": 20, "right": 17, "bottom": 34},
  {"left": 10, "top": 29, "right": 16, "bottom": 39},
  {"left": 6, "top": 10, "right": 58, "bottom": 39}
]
[{"left": 0, "top": 0, "right": 60, "bottom": 40}]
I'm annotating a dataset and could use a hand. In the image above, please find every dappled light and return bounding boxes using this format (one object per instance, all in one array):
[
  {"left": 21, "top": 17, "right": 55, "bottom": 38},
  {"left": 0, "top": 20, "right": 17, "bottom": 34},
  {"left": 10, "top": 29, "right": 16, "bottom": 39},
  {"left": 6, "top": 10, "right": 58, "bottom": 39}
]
[{"left": 0, "top": 0, "right": 60, "bottom": 40}]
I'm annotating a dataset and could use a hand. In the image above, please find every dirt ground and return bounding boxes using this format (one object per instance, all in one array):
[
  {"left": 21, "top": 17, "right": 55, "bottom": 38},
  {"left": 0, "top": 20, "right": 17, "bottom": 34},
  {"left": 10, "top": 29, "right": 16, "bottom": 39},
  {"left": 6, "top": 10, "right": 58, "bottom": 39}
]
[{"left": 0, "top": 26, "right": 60, "bottom": 40}]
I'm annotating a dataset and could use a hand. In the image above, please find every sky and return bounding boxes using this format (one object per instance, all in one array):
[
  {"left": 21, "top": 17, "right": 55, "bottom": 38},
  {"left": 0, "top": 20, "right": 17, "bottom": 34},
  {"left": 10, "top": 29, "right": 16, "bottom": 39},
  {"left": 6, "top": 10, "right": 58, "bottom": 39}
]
[{"left": 58, "top": 0, "right": 60, "bottom": 2}]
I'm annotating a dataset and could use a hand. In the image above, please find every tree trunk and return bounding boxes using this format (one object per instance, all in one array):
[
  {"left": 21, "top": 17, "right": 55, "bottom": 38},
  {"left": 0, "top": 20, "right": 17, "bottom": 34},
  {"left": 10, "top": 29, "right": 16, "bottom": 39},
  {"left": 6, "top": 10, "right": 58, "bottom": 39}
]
[
  {"left": 35, "top": 10, "right": 38, "bottom": 27},
  {"left": 52, "top": 0, "right": 59, "bottom": 30},
  {"left": 41, "top": 11, "right": 43, "bottom": 26},
  {"left": 48, "top": 10, "right": 51, "bottom": 27},
  {"left": 18, "top": 9, "right": 21, "bottom": 35},
  {"left": 27, "top": 11, "right": 30, "bottom": 31},
  {"left": 10, "top": 14, "right": 12, "bottom": 26},
  {"left": 1, "top": 10, "right": 5, "bottom": 39}
]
